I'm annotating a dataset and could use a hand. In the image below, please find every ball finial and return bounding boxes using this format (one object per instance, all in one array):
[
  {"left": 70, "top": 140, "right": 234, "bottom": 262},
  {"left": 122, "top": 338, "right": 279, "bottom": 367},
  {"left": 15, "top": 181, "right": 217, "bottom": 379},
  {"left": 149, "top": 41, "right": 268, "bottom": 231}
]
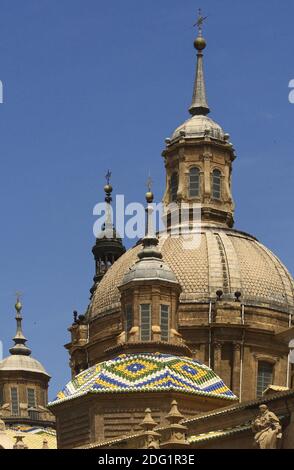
[
  {"left": 104, "top": 170, "right": 113, "bottom": 195},
  {"left": 145, "top": 191, "right": 154, "bottom": 204},
  {"left": 193, "top": 9, "right": 207, "bottom": 51},
  {"left": 15, "top": 299, "right": 22, "bottom": 313},
  {"left": 104, "top": 184, "right": 113, "bottom": 194},
  {"left": 146, "top": 174, "right": 154, "bottom": 203},
  {"left": 194, "top": 36, "right": 206, "bottom": 51}
]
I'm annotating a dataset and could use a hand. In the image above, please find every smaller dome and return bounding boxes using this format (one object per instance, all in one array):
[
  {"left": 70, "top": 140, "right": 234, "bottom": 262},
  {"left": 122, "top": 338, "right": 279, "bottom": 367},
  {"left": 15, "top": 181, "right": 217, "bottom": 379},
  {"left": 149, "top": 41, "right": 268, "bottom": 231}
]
[
  {"left": 0, "top": 355, "right": 50, "bottom": 377},
  {"left": 121, "top": 257, "right": 179, "bottom": 286},
  {"left": 51, "top": 353, "right": 237, "bottom": 405},
  {"left": 171, "top": 115, "right": 225, "bottom": 141}
]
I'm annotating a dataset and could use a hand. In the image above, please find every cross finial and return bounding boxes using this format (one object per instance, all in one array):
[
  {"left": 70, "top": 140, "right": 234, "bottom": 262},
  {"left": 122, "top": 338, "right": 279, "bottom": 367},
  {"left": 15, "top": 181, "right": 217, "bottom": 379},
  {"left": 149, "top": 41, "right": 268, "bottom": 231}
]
[
  {"left": 194, "top": 8, "right": 207, "bottom": 36},
  {"left": 15, "top": 291, "right": 23, "bottom": 313},
  {"left": 105, "top": 170, "right": 112, "bottom": 185},
  {"left": 146, "top": 173, "right": 153, "bottom": 193},
  {"left": 15, "top": 291, "right": 22, "bottom": 303}
]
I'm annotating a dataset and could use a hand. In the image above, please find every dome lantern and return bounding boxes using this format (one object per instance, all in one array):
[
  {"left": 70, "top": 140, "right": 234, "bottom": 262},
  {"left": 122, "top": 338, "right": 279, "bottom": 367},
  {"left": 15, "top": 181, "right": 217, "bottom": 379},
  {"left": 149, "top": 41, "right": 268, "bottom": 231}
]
[
  {"left": 90, "top": 171, "right": 126, "bottom": 297},
  {"left": 117, "top": 187, "right": 185, "bottom": 355},
  {"left": 162, "top": 10, "right": 235, "bottom": 228}
]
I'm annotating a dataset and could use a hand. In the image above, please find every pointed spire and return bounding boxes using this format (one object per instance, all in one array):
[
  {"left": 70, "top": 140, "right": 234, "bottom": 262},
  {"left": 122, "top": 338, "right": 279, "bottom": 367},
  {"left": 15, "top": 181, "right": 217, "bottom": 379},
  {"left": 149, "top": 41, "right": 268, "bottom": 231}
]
[
  {"left": 9, "top": 295, "right": 31, "bottom": 356},
  {"left": 138, "top": 178, "right": 162, "bottom": 260},
  {"left": 189, "top": 9, "right": 210, "bottom": 116},
  {"left": 103, "top": 170, "right": 114, "bottom": 238}
]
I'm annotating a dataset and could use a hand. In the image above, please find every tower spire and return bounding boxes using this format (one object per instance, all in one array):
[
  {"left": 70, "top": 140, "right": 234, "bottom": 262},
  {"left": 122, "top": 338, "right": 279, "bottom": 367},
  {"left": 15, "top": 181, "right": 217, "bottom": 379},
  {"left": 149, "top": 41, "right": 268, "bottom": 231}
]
[
  {"left": 103, "top": 170, "right": 114, "bottom": 237},
  {"left": 90, "top": 172, "right": 126, "bottom": 297},
  {"left": 189, "top": 9, "right": 210, "bottom": 116},
  {"left": 9, "top": 294, "right": 31, "bottom": 356}
]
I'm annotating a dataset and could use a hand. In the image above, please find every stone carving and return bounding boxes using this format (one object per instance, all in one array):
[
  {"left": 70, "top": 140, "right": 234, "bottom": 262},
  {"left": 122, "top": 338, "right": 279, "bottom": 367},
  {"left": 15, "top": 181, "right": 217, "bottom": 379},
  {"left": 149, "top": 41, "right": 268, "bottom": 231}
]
[
  {"left": 160, "top": 400, "right": 189, "bottom": 448},
  {"left": 13, "top": 435, "right": 28, "bottom": 449},
  {"left": 252, "top": 404, "right": 282, "bottom": 449},
  {"left": 146, "top": 433, "right": 160, "bottom": 449},
  {"left": 139, "top": 408, "right": 160, "bottom": 449}
]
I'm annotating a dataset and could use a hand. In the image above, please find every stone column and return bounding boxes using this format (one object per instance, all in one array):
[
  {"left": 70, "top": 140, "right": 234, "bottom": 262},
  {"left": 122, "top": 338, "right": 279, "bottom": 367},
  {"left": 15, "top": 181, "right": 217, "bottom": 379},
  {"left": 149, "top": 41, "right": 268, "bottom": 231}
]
[
  {"left": 151, "top": 286, "right": 161, "bottom": 342},
  {"left": 213, "top": 342, "right": 222, "bottom": 376},
  {"left": 232, "top": 342, "right": 241, "bottom": 398},
  {"left": 177, "top": 150, "right": 185, "bottom": 201},
  {"left": 203, "top": 152, "right": 212, "bottom": 202}
]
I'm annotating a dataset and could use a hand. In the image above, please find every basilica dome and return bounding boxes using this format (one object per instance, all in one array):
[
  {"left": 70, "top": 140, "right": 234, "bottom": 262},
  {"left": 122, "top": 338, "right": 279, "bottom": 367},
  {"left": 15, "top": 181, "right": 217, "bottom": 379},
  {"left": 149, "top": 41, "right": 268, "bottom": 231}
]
[
  {"left": 0, "top": 354, "right": 49, "bottom": 377},
  {"left": 89, "top": 227, "right": 294, "bottom": 318}
]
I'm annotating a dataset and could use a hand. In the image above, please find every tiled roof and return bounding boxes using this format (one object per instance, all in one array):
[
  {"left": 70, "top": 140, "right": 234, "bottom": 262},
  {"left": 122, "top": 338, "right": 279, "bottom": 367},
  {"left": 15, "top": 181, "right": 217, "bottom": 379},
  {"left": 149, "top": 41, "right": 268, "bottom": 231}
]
[
  {"left": 264, "top": 385, "right": 289, "bottom": 394},
  {"left": 188, "top": 423, "right": 251, "bottom": 444},
  {"left": 180, "top": 388, "right": 294, "bottom": 426},
  {"left": 50, "top": 353, "right": 237, "bottom": 405},
  {"left": 189, "top": 415, "right": 285, "bottom": 445},
  {"left": 89, "top": 228, "right": 294, "bottom": 318},
  {"left": 5, "top": 425, "right": 57, "bottom": 449}
]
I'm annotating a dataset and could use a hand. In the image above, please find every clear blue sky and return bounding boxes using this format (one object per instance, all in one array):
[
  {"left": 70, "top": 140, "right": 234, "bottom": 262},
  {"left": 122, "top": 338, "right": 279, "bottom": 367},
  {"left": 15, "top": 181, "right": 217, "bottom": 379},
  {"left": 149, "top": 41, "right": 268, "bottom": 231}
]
[{"left": 0, "top": 0, "right": 293, "bottom": 399}]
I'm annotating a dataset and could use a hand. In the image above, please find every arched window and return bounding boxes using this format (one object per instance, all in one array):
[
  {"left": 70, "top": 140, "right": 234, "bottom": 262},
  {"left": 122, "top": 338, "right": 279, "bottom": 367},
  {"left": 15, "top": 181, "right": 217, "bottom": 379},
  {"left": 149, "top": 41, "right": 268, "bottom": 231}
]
[
  {"left": 160, "top": 305, "right": 169, "bottom": 341},
  {"left": 170, "top": 172, "right": 178, "bottom": 202},
  {"left": 140, "top": 304, "right": 151, "bottom": 341},
  {"left": 125, "top": 304, "right": 133, "bottom": 337},
  {"left": 27, "top": 388, "right": 36, "bottom": 409},
  {"left": 212, "top": 169, "right": 222, "bottom": 199},
  {"left": 11, "top": 387, "right": 19, "bottom": 416},
  {"left": 257, "top": 361, "right": 273, "bottom": 398},
  {"left": 189, "top": 167, "right": 200, "bottom": 198}
]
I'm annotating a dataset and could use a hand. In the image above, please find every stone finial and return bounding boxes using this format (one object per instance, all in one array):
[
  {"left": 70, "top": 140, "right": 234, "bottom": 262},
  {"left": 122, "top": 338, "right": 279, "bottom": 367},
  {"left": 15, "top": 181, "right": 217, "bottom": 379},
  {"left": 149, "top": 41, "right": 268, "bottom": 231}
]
[
  {"left": 216, "top": 289, "right": 223, "bottom": 301},
  {"left": 140, "top": 408, "right": 157, "bottom": 432},
  {"left": 13, "top": 435, "right": 28, "bottom": 449},
  {"left": 42, "top": 438, "right": 49, "bottom": 449},
  {"left": 139, "top": 408, "right": 160, "bottom": 449},
  {"left": 9, "top": 298, "right": 31, "bottom": 356},
  {"left": 166, "top": 400, "right": 184, "bottom": 425},
  {"left": 160, "top": 400, "right": 189, "bottom": 448}
]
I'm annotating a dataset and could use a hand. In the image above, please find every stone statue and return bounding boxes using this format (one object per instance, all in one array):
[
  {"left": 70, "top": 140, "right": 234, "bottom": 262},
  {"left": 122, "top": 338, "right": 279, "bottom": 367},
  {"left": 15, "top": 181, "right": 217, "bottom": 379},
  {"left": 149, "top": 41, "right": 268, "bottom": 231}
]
[
  {"left": 146, "top": 433, "right": 160, "bottom": 449},
  {"left": 252, "top": 404, "right": 282, "bottom": 449}
]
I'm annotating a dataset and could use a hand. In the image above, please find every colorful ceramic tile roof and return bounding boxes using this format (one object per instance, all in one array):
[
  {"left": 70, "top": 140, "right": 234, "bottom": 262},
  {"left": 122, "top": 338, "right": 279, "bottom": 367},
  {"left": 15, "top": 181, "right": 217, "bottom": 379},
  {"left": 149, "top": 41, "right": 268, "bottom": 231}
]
[{"left": 51, "top": 353, "right": 237, "bottom": 405}]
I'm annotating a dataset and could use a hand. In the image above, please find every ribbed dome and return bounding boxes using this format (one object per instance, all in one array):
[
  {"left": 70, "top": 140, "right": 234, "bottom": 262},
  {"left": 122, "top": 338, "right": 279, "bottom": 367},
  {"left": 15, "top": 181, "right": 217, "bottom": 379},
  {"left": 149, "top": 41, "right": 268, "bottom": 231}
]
[
  {"left": 171, "top": 115, "right": 225, "bottom": 142},
  {"left": 89, "top": 227, "right": 294, "bottom": 318},
  {"left": 0, "top": 355, "right": 50, "bottom": 377},
  {"left": 121, "top": 257, "right": 179, "bottom": 286}
]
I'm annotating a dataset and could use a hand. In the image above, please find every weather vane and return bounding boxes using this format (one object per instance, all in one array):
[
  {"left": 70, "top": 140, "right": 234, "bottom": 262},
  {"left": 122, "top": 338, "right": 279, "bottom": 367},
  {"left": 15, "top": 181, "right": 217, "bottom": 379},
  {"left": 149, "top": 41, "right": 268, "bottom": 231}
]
[
  {"left": 194, "top": 8, "right": 208, "bottom": 35},
  {"left": 105, "top": 170, "right": 112, "bottom": 185}
]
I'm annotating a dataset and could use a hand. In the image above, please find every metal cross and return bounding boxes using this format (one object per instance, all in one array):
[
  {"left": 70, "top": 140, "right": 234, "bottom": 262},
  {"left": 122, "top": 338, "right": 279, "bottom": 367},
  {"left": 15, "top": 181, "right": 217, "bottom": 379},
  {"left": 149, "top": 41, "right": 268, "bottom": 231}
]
[
  {"left": 15, "top": 291, "right": 22, "bottom": 303},
  {"left": 194, "top": 8, "right": 208, "bottom": 35},
  {"left": 147, "top": 173, "right": 153, "bottom": 192},
  {"left": 105, "top": 170, "right": 112, "bottom": 185}
]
